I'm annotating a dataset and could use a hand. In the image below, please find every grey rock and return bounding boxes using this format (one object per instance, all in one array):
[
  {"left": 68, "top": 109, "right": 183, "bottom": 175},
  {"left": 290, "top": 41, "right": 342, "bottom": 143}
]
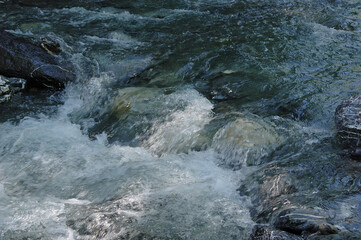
[
  {"left": 273, "top": 208, "right": 338, "bottom": 236},
  {"left": 0, "top": 30, "right": 75, "bottom": 89},
  {"left": 250, "top": 225, "right": 303, "bottom": 240},
  {"left": 335, "top": 96, "right": 361, "bottom": 158},
  {"left": 66, "top": 198, "right": 141, "bottom": 240},
  {"left": 308, "top": 231, "right": 361, "bottom": 240}
]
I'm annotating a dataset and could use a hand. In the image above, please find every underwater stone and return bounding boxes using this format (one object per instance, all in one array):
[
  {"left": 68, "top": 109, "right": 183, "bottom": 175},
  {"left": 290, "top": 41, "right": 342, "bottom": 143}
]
[{"left": 212, "top": 115, "right": 283, "bottom": 169}]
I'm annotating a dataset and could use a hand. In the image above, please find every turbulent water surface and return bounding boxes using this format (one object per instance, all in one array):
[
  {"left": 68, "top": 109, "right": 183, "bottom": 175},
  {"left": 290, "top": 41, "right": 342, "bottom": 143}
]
[{"left": 0, "top": 0, "right": 361, "bottom": 239}]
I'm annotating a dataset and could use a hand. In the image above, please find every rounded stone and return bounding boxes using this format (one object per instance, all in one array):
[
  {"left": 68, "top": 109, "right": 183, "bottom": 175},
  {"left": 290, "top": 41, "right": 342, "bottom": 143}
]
[{"left": 212, "top": 115, "right": 283, "bottom": 168}]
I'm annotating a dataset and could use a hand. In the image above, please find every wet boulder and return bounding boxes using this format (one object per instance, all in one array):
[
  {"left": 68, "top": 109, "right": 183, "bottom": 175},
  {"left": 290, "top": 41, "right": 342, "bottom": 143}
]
[
  {"left": 250, "top": 225, "right": 303, "bottom": 240},
  {"left": 0, "top": 30, "right": 75, "bottom": 89},
  {"left": 240, "top": 173, "right": 298, "bottom": 225},
  {"left": 212, "top": 115, "right": 284, "bottom": 169},
  {"left": 273, "top": 208, "right": 338, "bottom": 236},
  {"left": 335, "top": 96, "right": 361, "bottom": 159}
]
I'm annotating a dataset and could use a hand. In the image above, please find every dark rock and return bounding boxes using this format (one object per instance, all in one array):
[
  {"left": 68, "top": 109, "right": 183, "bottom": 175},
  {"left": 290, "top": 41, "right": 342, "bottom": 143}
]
[
  {"left": 318, "top": 223, "right": 339, "bottom": 235},
  {"left": 0, "top": 30, "right": 75, "bottom": 89},
  {"left": 239, "top": 165, "right": 298, "bottom": 224},
  {"left": 335, "top": 96, "right": 361, "bottom": 158},
  {"left": 259, "top": 174, "right": 297, "bottom": 201},
  {"left": 273, "top": 208, "right": 338, "bottom": 236},
  {"left": 307, "top": 231, "right": 361, "bottom": 240},
  {"left": 250, "top": 225, "right": 303, "bottom": 240},
  {"left": 243, "top": 158, "right": 361, "bottom": 240}
]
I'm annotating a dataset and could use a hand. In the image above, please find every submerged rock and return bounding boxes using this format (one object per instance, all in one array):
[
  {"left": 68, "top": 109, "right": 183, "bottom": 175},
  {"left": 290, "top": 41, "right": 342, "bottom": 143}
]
[
  {"left": 212, "top": 115, "right": 283, "bottom": 169},
  {"left": 0, "top": 30, "right": 75, "bottom": 89},
  {"left": 335, "top": 96, "right": 361, "bottom": 159},
  {"left": 66, "top": 197, "right": 144, "bottom": 240}
]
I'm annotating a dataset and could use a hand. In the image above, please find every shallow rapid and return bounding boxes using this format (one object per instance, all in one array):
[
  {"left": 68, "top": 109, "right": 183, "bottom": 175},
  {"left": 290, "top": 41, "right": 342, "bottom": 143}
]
[{"left": 0, "top": 0, "right": 360, "bottom": 239}]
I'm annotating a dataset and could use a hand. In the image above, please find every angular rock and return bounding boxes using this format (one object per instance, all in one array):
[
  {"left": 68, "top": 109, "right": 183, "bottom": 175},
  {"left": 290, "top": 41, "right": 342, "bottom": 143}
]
[
  {"left": 335, "top": 96, "right": 361, "bottom": 139},
  {"left": 250, "top": 225, "right": 303, "bottom": 240},
  {"left": 307, "top": 232, "right": 361, "bottom": 240},
  {"left": 335, "top": 96, "right": 361, "bottom": 158},
  {"left": 66, "top": 197, "right": 142, "bottom": 240},
  {"left": 0, "top": 30, "right": 75, "bottom": 89},
  {"left": 273, "top": 208, "right": 338, "bottom": 236},
  {"left": 259, "top": 174, "right": 297, "bottom": 201}
]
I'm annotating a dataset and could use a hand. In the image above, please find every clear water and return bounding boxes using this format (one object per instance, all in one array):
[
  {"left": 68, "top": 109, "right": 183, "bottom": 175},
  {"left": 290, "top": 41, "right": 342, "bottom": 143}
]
[{"left": 0, "top": 0, "right": 360, "bottom": 239}]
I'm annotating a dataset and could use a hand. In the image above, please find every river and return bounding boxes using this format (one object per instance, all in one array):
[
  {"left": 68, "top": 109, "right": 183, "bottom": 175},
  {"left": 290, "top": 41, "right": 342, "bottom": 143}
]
[{"left": 0, "top": 0, "right": 360, "bottom": 239}]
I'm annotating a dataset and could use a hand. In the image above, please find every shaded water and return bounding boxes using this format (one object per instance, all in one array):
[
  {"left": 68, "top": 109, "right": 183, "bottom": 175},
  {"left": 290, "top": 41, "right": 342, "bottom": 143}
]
[{"left": 0, "top": 0, "right": 361, "bottom": 239}]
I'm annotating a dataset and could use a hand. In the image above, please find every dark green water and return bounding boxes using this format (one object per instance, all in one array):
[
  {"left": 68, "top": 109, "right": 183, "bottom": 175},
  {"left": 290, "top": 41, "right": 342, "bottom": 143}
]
[{"left": 0, "top": 0, "right": 360, "bottom": 239}]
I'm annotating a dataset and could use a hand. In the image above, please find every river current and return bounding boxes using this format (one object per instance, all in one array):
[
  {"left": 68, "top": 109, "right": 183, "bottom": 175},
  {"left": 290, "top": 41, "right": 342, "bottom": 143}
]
[{"left": 0, "top": 0, "right": 360, "bottom": 239}]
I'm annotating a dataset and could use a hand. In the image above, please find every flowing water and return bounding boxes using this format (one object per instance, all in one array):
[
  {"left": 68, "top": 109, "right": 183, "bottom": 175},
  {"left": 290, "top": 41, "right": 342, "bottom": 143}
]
[{"left": 0, "top": 0, "right": 361, "bottom": 239}]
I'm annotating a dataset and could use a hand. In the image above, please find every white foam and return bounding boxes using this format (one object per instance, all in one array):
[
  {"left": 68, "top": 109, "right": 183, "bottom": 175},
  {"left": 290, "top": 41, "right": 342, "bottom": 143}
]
[
  {"left": 0, "top": 110, "right": 253, "bottom": 238},
  {"left": 143, "top": 89, "right": 213, "bottom": 156},
  {"left": 0, "top": 80, "right": 253, "bottom": 239},
  {"left": 53, "top": 7, "right": 145, "bottom": 27},
  {"left": 63, "top": 199, "right": 91, "bottom": 205}
]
